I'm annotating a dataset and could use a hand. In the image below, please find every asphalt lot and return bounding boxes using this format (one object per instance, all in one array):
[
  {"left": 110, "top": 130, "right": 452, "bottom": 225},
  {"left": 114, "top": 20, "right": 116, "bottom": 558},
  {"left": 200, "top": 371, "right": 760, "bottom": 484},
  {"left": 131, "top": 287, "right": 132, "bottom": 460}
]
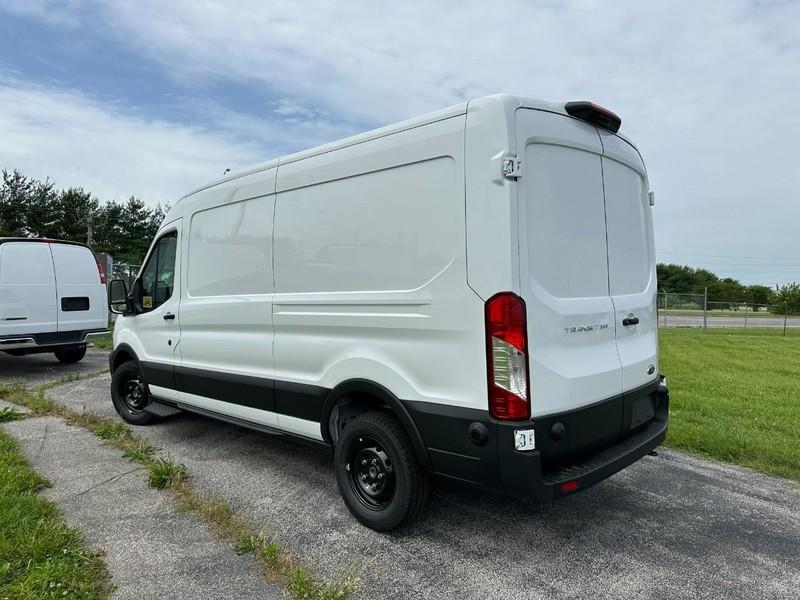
[
  {"left": 0, "top": 347, "right": 108, "bottom": 386},
  {"left": 2, "top": 350, "right": 799, "bottom": 599}
]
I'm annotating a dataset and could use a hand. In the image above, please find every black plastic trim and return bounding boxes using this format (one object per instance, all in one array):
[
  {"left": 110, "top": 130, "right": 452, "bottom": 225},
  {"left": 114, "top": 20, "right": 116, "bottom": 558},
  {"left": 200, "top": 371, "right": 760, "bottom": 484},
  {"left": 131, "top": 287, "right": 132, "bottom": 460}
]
[
  {"left": 140, "top": 360, "right": 177, "bottom": 391},
  {"left": 109, "top": 343, "right": 138, "bottom": 372},
  {"left": 176, "top": 365, "right": 275, "bottom": 412},
  {"left": 276, "top": 379, "right": 325, "bottom": 421},
  {"left": 403, "top": 378, "right": 668, "bottom": 498},
  {"left": 322, "top": 379, "right": 432, "bottom": 470}
]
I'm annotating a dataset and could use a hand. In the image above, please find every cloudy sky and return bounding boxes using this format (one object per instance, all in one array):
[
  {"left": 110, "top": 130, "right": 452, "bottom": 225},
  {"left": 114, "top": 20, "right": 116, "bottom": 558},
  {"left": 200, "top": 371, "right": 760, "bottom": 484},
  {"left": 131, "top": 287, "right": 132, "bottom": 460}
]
[{"left": 1, "top": 0, "right": 799, "bottom": 284}]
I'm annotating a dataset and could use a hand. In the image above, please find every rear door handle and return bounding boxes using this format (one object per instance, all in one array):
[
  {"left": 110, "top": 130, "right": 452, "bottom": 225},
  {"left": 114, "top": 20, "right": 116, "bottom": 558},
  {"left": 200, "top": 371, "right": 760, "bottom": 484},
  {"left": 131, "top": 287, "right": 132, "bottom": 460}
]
[
  {"left": 622, "top": 316, "right": 639, "bottom": 326},
  {"left": 163, "top": 313, "right": 176, "bottom": 321}
]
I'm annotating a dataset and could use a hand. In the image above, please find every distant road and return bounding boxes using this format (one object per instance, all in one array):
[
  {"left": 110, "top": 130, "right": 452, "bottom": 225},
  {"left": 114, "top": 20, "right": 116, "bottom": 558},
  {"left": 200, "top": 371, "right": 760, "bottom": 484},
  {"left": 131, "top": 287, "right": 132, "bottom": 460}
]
[{"left": 660, "top": 314, "right": 800, "bottom": 328}]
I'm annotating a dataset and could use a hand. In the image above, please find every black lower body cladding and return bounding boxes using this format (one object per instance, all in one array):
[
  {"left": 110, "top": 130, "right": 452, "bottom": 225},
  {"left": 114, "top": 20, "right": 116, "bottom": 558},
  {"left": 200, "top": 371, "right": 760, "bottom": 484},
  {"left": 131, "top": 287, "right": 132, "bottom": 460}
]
[{"left": 110, "top": 347, "right": 668, "bottom": 499}]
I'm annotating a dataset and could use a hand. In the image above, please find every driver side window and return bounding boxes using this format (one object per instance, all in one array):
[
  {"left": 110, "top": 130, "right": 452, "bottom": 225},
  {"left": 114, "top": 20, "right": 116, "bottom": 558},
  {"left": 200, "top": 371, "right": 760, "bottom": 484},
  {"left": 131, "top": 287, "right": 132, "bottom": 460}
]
[{"left": 140, "top": 231, "right": 177, "bottom": 311}]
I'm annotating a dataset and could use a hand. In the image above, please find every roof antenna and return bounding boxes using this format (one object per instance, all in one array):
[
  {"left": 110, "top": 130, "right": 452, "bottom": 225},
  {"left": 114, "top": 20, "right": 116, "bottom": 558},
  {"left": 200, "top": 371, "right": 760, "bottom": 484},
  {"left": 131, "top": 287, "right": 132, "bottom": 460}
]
[{"left": 223, "top": 168, "right": 231, "bottom": 175}]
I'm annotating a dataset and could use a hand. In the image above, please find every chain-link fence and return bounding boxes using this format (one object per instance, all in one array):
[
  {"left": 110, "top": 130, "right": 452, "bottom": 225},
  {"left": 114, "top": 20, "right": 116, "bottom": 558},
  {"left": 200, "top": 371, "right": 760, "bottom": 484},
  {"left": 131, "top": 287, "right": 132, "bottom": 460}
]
[{"left": 658, "top": 292, "right": 800, "bottom": 333}]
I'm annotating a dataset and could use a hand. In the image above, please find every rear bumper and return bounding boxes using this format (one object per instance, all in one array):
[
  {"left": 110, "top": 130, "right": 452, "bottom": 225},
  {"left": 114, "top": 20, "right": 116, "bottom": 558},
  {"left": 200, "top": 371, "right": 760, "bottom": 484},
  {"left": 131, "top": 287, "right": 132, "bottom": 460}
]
[
  {"left": 0, "top": 329, "right": 108, "bottom": 352},
  {"left": 498, "top": 379, "right": 668, "bottom": 500},
  {"left": 405, "top": 376, "right": 669, "bottom": 500}
]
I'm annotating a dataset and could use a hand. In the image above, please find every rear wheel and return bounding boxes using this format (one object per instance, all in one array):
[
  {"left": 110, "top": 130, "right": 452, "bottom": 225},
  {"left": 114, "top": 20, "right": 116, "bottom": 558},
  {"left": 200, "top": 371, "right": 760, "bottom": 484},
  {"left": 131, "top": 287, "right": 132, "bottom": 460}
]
[
  {"left": 53, "top": 345, "right": 86, "bottom": 363},
  {"left": 110, "top": 361, "right": 157, "bottom": 425},
  {"left": 334, "top": 411, "right": 429, "bottom": 531}
]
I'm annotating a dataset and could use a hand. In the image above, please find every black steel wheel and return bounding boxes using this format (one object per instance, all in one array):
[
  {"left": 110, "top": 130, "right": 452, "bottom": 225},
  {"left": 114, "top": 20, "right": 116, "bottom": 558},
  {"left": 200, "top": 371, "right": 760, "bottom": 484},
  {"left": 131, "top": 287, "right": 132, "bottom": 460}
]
[
  {"left": 348, "top": 436, "right": 396, "bottom": 510},
  {"left": 335, "top": 411, "right": 429, "bottom": 531},
  {"left": 110, "top": 361, "right": 157, "bottom": 425}
]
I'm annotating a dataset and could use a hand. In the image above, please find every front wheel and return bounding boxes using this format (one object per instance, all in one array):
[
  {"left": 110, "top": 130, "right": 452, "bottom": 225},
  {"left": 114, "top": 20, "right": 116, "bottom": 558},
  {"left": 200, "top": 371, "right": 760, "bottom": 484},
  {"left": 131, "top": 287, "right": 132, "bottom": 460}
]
[
  {"left": 53, "top": 345, "right": 86, "bottom": 363},
  {"left": 110, "top": 361, "right": 157, "bottom": 425},
  {"left": 334, "top": 411, "right": 429, "bottom": 531}
]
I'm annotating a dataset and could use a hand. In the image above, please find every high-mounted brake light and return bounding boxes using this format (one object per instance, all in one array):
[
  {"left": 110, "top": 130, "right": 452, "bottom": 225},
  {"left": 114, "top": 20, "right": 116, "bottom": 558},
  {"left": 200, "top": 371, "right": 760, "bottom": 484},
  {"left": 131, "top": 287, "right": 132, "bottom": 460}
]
[
  {"left": 485, "top": 292, "right": 530, "bottom": 420},
  {"left": 97, "top": 262, "right": 106, "bottom": 284},
  {"left": 564, "top": 101, "right": 621, "bottom": 133}
]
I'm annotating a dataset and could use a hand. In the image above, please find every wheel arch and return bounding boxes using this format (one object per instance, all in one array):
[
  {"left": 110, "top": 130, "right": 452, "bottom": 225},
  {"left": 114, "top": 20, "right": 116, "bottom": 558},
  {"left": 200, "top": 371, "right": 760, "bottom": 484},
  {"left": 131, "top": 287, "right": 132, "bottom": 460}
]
[
  {"left": 109, "top": 343, "right": 140, "bottom": 373},
  {"left": 321, "top": 379, "right": 432, "bottom": 470}
]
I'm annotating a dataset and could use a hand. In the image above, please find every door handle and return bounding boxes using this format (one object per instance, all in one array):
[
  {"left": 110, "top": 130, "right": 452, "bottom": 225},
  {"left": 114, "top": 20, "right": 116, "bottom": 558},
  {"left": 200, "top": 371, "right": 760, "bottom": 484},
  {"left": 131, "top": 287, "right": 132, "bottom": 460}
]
[
  {"left": 163, "top": 313, "right": 176, "bottom": 320},
  {"left": 622, "top": 316, "right": 639, "bottom": 327}
]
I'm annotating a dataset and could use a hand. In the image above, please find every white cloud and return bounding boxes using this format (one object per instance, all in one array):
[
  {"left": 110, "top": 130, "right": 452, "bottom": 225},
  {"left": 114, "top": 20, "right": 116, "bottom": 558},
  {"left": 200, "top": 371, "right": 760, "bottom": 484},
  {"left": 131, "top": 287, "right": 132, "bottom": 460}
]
[
  {"left": 2, "top": 0, "right": 800, "bottom": 282},
  {"left": 0, "top": 76, "right": 264, "bottom": 204}
]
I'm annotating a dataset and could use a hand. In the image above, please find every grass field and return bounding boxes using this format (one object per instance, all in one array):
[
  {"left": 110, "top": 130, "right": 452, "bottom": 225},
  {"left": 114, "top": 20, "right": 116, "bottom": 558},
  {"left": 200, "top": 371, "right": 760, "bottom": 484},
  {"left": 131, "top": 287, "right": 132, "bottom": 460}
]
[
  {"left": 660, "top": 328, "right": 800, "bottom": 483},
  {"left": 0, "top": 426, "right": 110, "bottom": 599}
]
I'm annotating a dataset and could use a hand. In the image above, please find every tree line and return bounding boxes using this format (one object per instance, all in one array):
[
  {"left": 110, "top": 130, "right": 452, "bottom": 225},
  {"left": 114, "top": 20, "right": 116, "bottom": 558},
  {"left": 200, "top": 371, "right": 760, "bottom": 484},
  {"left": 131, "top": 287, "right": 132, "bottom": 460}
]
[
  {"left": 0, "top": 169, "right": 166, "bottom": 267},
  {"left": 657, "top": 263, "right": 800, "bottom": 313}
]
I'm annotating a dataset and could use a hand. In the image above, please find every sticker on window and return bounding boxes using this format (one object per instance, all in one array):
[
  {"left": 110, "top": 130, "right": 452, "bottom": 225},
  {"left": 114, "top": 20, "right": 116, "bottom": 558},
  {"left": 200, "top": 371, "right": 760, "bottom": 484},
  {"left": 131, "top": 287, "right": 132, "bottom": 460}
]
[{"left": 142, "top": 296, "right": 153, "bottom": 309}]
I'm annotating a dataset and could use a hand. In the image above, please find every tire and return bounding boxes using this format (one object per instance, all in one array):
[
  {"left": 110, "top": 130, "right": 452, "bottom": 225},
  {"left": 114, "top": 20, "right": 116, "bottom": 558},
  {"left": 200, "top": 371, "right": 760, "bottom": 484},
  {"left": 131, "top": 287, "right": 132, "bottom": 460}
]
[
  {"left": 334, "top": 411, "right": 429, "bottom": 531},
  {"left": 110, "top": 361, "right": 158, "bottom": 425},
  {"left": 53, "top": 345, "right": 87, "bottom": 363}
]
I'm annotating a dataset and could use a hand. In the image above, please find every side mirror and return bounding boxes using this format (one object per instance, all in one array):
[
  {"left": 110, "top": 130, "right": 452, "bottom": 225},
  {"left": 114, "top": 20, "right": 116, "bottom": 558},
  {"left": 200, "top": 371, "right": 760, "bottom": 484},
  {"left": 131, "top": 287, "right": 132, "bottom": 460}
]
[{"left": 108, "top": 279, "right": 129, "bottom": 314}]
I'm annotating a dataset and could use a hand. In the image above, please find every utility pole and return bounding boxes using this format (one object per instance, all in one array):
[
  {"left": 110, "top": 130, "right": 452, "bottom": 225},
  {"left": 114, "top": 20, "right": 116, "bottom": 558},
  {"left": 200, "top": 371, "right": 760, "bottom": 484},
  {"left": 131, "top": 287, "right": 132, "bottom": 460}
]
[
  {"left": 703, "top": 287, "right": 708, "bottom": 333},
  {"left": 784, "top": 304, "right": 788, "bottom": 337},
  {"left": 86, "top": 216, "right": 93, "bottom": 246}
]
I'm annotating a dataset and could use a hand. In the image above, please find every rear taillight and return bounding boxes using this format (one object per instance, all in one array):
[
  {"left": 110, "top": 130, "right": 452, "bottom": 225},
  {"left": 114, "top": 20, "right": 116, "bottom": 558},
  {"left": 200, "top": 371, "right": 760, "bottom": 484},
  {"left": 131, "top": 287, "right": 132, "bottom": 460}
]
[
  {"left": 485, "top": 292, "right": 530, "bottom": 420},
  {"left": 97, "top": 262, "right": 106, "bottom": 284}
]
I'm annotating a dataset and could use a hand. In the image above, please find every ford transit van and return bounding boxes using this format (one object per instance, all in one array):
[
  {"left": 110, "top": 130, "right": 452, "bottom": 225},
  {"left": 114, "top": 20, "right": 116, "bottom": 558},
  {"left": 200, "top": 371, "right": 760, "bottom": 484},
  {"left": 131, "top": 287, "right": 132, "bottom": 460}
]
[
  {"left": 108, "top": 95, "right": 669, "bottom": 531},
  {"left": 1, "top": 238, "right": 108, "bottom": 362}
]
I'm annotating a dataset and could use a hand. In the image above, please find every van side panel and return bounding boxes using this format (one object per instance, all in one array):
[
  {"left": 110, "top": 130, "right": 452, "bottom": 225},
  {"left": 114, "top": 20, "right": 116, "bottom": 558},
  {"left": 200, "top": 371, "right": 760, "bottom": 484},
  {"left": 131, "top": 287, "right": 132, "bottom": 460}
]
[
  {"left": 50, "top": 243, "right": 107, "bottom": 332},
  {"left": 175, "top": 169, "right": 278, "bottom": 425},
  {"left": 463, "top": 95, "right": 520, "bottom": 299},
  {"left": 0, "top": 242, "right": 57, "bottom": 336},
  {"left": 273, "top": 115, "right": 487, "bottom": 434}
]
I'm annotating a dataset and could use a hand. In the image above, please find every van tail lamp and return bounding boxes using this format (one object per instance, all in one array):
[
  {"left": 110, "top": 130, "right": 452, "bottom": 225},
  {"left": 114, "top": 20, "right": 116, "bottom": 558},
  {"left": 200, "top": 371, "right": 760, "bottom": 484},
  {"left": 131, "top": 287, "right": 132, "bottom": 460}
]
[
  {"left": 97, "top": 262, "right": 107, "bottom": 284},
  {"left": 564, "top": 101, "right": 621, "bottom": 133},
  {"left": 485, "top": 292, "right": 530, "bottom": 420},
  {"left": 561, "top": 480, "right": 579, "bottom": 494}
]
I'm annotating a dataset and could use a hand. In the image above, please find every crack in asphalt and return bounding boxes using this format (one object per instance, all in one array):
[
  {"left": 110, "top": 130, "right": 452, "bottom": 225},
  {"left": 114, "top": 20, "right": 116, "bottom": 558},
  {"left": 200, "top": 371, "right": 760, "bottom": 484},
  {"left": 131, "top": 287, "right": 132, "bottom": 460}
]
[{"left": 65, "top": 465, "right": 146, "bottom": 502}]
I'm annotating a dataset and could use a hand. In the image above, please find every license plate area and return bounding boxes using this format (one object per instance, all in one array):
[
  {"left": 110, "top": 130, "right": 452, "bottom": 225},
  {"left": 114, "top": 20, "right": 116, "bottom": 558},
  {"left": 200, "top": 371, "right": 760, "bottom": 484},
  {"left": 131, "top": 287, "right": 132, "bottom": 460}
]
[{"left": 514, "top": 429, "right": 536, "bottom": 452}]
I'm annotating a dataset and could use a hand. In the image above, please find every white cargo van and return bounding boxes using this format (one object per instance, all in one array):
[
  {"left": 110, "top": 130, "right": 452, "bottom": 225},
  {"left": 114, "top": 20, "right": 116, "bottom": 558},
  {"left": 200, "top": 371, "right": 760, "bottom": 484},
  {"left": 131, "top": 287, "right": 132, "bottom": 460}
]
[
  {"left": 108, "top": 95, "right": 669, "bottom": 531},
  {"left": 1, "top": 238, "right": 108, "bottom": 362}
]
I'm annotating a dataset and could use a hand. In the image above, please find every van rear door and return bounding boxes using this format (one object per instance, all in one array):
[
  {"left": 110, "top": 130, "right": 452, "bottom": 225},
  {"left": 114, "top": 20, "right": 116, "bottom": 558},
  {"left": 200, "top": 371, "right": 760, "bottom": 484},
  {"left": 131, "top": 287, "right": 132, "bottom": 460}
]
[
  {"left": 50, "top": 243, "right": 107, "bottom": 333},
  {"left": 599, "top": 132, "right": 658, "bottom": 391},
  {"left": 0, "top": 241, "right": 57, "bottom": 336},
  {"left": 515, "top": 109, "right": 622, "bottom": 418}
]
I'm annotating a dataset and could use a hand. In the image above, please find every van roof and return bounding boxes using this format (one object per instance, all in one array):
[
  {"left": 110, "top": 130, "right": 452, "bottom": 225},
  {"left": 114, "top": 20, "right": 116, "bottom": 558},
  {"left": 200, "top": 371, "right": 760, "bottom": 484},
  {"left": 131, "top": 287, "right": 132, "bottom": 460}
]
[
  {"left": 0, "top": 237, "right": 93, "bottom": 250},
  {"left": 178, "top": 93, "right": 636, "bottom": 203}
]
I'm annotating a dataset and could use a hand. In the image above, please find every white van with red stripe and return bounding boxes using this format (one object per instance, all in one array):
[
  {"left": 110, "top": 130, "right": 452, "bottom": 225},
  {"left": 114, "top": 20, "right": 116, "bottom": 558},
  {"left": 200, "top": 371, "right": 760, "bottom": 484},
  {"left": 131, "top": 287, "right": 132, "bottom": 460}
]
[
  {"left": 0, "top": 238, "right": 108, "bottom": 362},
  {"left": 108, "top": 94, "right": 669, "bottom": 531}
]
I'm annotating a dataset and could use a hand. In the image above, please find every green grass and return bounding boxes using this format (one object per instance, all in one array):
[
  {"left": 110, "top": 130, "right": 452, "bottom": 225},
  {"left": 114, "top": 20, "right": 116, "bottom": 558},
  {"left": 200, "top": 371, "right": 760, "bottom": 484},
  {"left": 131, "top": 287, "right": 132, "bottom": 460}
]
[
  {"left": 661, "top": 328, "right": 800, "bottom": 482},
  {"left": 147, "top": 459, "right": 186, "bottom": 490},
  {"left": 90, "top": 333, "right": 113, "bottom": 351},
  {"left": 0, "top": 429, "right": 111, "bottom": 599},
  {"left": 0, "top": 407, "right": 25, "bottom": 423}
]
